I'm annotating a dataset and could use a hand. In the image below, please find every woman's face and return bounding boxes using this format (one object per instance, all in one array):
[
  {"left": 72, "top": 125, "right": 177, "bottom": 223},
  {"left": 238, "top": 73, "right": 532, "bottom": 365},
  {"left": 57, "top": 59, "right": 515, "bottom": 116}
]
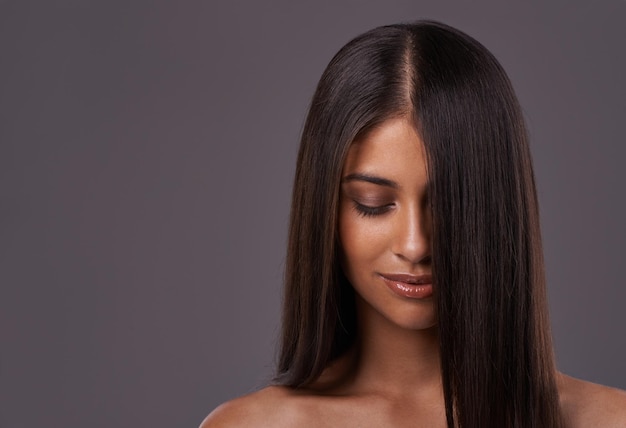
[{"left": 339, "top": 116, "right": 435, "bottom": 330}]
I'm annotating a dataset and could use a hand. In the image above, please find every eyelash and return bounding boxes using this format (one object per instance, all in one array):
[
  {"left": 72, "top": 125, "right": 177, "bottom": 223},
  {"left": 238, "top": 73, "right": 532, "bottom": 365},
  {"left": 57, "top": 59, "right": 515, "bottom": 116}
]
[{"left": 352, "top": 201, "right": 394, "bottom": 217}]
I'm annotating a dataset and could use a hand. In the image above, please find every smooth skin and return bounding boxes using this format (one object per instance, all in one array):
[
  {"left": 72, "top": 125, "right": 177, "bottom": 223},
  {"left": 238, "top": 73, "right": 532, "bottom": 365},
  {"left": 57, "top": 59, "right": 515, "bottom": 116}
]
[{"left": 201, "top": 117, "right": 626, "bottom": 427}]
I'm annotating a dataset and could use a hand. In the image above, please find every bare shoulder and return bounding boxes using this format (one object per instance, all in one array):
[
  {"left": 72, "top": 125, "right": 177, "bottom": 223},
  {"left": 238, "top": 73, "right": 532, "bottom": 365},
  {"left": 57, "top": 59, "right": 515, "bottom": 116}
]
[
  {"left": 558, "top": 372, "right": 626, "bottom": 428},
  {"left": 199, "top": 385, "right": 303, "bottom": 428}
]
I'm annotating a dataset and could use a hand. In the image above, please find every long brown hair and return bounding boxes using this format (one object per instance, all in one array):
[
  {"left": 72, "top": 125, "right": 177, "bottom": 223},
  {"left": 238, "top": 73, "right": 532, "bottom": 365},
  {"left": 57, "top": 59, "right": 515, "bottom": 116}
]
[{"left": 277, "top": 21, "right": 563, "bottom": 428}]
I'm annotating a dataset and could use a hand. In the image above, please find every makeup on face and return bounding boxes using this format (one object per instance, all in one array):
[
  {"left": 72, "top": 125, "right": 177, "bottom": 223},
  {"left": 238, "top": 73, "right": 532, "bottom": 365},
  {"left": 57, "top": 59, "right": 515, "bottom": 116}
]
[
  {"left": 338, "top": 117, "right": 435, "bottom": 331},
  {"left": 341, "top": 182, "right": 397, "bottom": 218},
  {"left": 379, "top": 273, "right": 433, "bottom": 299}
]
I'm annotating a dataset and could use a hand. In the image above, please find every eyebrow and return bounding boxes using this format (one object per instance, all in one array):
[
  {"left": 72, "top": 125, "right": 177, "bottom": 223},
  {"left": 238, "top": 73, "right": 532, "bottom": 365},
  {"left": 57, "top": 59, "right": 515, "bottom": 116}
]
[{"left": 341, "top": 173, "right": 398, "bottom": 189}]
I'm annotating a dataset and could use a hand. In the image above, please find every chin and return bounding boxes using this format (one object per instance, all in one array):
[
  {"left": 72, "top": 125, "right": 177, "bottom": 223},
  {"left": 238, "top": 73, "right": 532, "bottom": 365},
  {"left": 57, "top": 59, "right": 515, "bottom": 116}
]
[
  {"left": 356, "top": 293, "right": 438, "bottom": 331},
  {"left": 379, "top": 293, "right": 438, "bottom": 331},
  {"left": 392, "top": 310, "right": 437, "bottom": 331}
]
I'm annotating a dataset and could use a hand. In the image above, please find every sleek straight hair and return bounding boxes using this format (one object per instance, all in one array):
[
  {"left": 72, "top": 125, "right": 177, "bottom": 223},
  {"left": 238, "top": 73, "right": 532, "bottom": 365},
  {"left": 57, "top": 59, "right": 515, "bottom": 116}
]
[{"left": 277, "top": 21, "right": 563, "bottom": 427}]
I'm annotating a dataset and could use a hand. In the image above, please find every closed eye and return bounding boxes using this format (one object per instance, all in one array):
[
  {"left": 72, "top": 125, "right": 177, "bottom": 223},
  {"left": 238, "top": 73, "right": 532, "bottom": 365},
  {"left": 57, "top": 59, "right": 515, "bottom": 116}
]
[{"left": 352, "top": 201, "right": 394, "bottom": 217}]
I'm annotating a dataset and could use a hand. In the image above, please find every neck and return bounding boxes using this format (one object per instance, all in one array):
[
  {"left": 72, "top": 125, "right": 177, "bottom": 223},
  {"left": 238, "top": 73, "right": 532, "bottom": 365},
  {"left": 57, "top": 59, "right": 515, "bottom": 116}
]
[{"left": 350, "top": 295, "right": 442, "bottom": 397}]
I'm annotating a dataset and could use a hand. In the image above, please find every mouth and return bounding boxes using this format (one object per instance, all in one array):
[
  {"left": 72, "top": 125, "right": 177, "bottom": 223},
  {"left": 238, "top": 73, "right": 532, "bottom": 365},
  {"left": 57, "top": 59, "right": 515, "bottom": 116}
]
[
  {"left": 379, "top": 273, "right": 433, "bottom": 299},
  {"left": 379, "top": 273, "right": 432, "bottom": 285}
]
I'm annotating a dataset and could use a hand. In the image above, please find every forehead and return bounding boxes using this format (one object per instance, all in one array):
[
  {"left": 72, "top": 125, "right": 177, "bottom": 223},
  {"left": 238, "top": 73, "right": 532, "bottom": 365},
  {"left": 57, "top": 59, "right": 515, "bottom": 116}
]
[{"left": 342, "top": 117, "right": 428, "bottom": 183}]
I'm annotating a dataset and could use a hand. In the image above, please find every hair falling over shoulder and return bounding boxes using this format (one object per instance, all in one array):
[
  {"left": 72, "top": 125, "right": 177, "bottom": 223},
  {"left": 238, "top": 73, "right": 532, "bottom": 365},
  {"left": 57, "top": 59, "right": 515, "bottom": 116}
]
[{"left": 276, "top": 21, "right": 564, "bottom": 428}]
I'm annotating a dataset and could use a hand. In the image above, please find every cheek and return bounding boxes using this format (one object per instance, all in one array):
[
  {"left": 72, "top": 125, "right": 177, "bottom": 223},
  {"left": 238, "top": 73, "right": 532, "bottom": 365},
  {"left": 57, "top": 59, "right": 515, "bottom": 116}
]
[{"left": 338, "top": 203, "right": 388, "bottom": 272}]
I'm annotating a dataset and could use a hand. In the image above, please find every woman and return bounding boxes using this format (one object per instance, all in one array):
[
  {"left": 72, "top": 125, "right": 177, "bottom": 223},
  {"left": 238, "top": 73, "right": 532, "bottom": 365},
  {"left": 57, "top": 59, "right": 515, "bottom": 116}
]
[{"left": 202, "top": 21, "right": 626, "bottom": 427}]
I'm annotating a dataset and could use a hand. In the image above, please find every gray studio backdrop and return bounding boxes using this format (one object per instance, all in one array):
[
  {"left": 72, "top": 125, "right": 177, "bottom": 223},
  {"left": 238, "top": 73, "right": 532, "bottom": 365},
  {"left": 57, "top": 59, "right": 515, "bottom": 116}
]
[{"left": 1, "top": 1, "right": 624, "bottom": 427}]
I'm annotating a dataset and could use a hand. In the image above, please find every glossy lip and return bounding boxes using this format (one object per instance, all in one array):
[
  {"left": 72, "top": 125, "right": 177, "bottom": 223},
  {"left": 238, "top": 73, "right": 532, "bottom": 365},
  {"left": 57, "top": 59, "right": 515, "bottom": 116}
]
[{"left": 379, "top": 273, "right": 433, "bottom": 299}]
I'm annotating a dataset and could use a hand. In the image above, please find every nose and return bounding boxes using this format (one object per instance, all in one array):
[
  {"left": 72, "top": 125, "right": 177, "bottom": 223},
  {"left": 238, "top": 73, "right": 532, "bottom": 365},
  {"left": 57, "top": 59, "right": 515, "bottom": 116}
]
[{"left": 391, "top": 202, "right": 431, "bottom": 265}]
